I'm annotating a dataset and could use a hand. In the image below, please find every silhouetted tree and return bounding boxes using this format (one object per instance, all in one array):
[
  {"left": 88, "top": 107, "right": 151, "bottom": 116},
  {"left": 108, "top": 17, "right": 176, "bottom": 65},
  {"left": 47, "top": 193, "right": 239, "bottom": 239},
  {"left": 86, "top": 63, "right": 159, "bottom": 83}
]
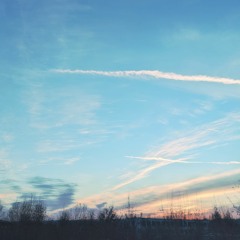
[
  {"left": 0, "top": 201, "right": 4, "bottom": 220},
  {"left": 8, "top": 202, "right": 21, "bottom": 222},
  {"left": 8, "top": 196, "right": 46, "bottom": 223},
  {"left": 71, "top": 204, "right": 88, "bottom": 220},
  {"left": 59, "top": 210, "right": 70, "bottom": 222},
  {"left": 32, "top": 200, "right": 47, "bottom": 223}
]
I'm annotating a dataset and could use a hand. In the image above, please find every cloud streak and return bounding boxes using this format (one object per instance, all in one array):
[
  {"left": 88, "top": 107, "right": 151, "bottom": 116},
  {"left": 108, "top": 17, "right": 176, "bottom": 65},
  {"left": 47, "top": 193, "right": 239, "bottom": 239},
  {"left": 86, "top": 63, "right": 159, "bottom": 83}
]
[
  {"left": 52, "top": 69, "right": 240, "bottom": 85},
  {"left": 136, "top": 186, "right": 237, "bottom": 217},
  {"left": 112, "top": 157, "right": 190, "bottom": 190},
  {"left": 76, "top": 169, "right": 240, "bottom": 216}
]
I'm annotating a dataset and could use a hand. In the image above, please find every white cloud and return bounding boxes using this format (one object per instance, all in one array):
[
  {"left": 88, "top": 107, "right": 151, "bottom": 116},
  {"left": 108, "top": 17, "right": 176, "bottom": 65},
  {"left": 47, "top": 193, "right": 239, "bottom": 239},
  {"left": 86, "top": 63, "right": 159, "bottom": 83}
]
[
  {"left": 37, "top": 138, "right": 98, "bottom": 153},
  {"left": 52, "top": 69, "right": 240, "bottom": 85}
]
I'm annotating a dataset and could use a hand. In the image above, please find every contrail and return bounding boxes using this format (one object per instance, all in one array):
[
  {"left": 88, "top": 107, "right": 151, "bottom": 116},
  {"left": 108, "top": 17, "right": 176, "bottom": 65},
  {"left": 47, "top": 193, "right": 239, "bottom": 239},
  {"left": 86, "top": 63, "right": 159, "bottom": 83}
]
[
  {"left": 204, "top": 161, "right": 240, "bottom": 165},
  {"left": 126, "top": 156, "right": 190, "bottom": 163},
  {"left": 127, "top": 156, "right": 240, "bottom": 165},
  {"left": 52, "top": 69, "right": 240, "bottom": 85}
]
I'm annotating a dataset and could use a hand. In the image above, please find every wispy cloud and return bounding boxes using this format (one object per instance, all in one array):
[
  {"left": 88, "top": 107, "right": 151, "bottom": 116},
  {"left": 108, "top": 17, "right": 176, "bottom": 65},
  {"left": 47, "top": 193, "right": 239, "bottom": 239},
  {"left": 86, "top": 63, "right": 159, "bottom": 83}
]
[
  {"left": 23, "top": 80, "right": 101, "bottom": 129},
  {"left": 0, "top": 149, "right": 12, "bottom": 175},
  {"left": 37, "top": 140, "right": 82, "bottom": 153},
  {"left": 112, "top": 157, "right": 190, "bottom": 190},
  {"left": 136, "top": 186, "right": 237, "bottom": 217},
  {"left": 114, "top": 113, "right": 240, "bottom": 190},
  {"left": 52, "top": 69, "right": 240, "bottom": 85},
  {"left": 76, "top": 169, "right": 240, "bottom": 214},
  {"left": 0, "top": 179, "right": 22, "bottom": 194},
  {"left": 133, "top": 170, "right": 240, "bottom": 216},
  {"left": 37, "top": 137, "right": 100, "bottom": 153},
  {"left": 39, "top": 156, "right": 80, "bottom": 165}
]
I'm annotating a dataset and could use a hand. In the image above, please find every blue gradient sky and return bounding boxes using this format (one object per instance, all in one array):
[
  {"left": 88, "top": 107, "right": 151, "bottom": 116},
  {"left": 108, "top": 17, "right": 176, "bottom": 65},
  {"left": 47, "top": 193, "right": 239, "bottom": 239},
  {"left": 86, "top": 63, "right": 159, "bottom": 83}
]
[{"left": 1, "top": 0, "right": 240, "bottom": 216}]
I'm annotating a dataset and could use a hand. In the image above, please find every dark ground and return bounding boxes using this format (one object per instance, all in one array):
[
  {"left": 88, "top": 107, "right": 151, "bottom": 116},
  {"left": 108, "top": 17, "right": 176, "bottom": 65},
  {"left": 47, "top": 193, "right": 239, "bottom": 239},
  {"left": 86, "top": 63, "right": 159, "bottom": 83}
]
[{"left": 0, "top": 218, "right": 240, "bottom": 240}]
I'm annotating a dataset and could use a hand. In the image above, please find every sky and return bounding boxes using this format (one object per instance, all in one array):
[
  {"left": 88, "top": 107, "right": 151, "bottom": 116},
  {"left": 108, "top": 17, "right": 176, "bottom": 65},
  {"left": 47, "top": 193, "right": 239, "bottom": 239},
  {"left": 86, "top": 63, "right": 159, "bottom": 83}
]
[{"left": 0, "top": 0, "right": 240, "bottom": 217}]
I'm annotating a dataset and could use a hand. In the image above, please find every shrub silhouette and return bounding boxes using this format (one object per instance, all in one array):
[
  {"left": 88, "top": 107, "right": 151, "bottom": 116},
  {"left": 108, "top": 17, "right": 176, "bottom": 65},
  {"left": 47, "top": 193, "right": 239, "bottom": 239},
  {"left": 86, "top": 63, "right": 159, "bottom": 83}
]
[
  {"left": 98, "top": 206, "right": 117, "bottom": 222},
  {"left": 211, "top": 206, "right": 222, "bottom": 222}
]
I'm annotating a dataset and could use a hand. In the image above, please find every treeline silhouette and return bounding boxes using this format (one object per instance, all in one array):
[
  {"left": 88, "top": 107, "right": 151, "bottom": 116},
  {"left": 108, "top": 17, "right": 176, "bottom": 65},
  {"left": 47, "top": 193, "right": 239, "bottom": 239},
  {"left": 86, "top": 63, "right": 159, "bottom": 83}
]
[{"left": 0, "top": 197, "right": 240, "bottom": 240}]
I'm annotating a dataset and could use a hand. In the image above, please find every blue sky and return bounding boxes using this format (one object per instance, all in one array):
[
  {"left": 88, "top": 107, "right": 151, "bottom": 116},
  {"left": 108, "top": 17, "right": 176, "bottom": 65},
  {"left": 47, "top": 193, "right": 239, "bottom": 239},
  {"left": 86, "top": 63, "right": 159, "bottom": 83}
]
[{"left": 1, "top": 0, "right": 240, "bottom": 216}]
